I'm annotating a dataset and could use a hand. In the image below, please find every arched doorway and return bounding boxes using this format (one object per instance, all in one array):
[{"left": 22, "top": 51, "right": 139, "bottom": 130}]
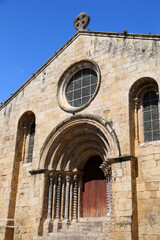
[
  {"left": 38, "top": 115, "right": 120, "bottom": 235},
  {"left": 83, "top": 156, "right": 107, "bottom": 218}
]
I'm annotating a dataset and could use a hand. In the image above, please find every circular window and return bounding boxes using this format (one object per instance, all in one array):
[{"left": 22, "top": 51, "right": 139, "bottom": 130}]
[
  {"left": 58, "top": 60, "right": 101, "bottom": 113},
  {"left": 65, "top": 69, "right": 98, "bottom": 108}
]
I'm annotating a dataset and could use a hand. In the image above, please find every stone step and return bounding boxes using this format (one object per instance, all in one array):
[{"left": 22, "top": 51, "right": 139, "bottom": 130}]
[
  {"left": 38, "top": 233, "right": 106, "bottom": 240},
  {"left": 55, "top": 222, "right": 104, "bottom": 233},
  {"left": 38, "top": 237, "right": 100, "bottom": 240},
  {"left": 37, "top": 221, "right": 108, "bottom": 240},
  {"left": 73, "top": 222, "right": 104, "bottom": 229}
]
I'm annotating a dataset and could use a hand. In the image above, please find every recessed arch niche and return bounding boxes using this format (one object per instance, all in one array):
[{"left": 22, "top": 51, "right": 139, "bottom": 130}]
[
  {"left": 39, "top": 115, "right": 120, "bottom": 232},
  {"left": 129, "top": 77, "right": 159, "bottom": 154},
  {"left": 39, "top": 115, "right": 120, "bottom": 170},
  {"left": 5, "top": 111, "right": 36, "bottom": 240}
]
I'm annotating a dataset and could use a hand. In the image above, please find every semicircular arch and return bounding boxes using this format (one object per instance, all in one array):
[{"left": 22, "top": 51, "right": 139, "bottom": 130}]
[{"left": 39, "top": 114, "right": 120, "bottom": 170}]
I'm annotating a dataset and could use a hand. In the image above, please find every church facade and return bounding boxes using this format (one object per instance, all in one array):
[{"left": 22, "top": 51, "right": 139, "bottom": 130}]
[{"left": 0, "top": 15, "right": 160, "bottom": 240}]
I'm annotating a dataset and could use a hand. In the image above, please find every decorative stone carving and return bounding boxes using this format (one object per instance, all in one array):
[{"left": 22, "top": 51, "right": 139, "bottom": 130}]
[
  {"left": 47, "top": 174, "right": 54, "bottom": 220},
  {"left": 100, "top": 162, "right": 112, "bottom": 217},
  {"left": 55, "top": 175, "right": 62, "bottom": 220},
  {"left": 106, "top": 174, "right": 112, "bottom": 217},
  {"left": 103, "top": 165, "right": 112, "bottom": 177},
  {"left": 74, "top": 12, "right": 90, "bottom": 31},
  {"left": 72, "top": 175, "right": 78, "bottom": 221},
  {"left": 133, "top": 97, "right": 139, "bottom": 108},
  {"left": 57, "top": 61, "right": 100, "bottom": 114}
]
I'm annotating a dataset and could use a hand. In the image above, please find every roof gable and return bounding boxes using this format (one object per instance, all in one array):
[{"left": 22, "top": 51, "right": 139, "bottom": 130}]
[{"left": 1, "top": 30, "right": 160, "bottom": 110}]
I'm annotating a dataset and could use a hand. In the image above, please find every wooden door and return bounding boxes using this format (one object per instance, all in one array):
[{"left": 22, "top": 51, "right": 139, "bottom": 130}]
[{"left": 82, "top": 156, "right": 107, "bottom": 217}]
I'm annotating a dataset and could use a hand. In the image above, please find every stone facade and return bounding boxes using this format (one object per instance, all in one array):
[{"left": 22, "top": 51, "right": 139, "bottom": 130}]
[{"left": 0, "top": 30, "right": 160, "bottom": 240}]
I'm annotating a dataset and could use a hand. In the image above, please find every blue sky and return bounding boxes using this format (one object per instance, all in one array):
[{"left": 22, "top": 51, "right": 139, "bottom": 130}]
[{"left": 0, "top": 0, "right": 160, "bottom": 102}]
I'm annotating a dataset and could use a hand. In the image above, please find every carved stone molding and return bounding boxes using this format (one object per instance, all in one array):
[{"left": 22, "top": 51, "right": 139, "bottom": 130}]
[
  {"left": 106, "top": 174, "right": 112, "bottom": 217},
  {"left": 55, "top": 175, "right": 62, "bottom": 220},
  {"left": 103, "top": 166, "right": 112, "bottom": 177},
  {"left": 47, "top": 176, "right": 53, "bottom": 220},
  {"left": 100, "top": 162, "right": 112, "bottom": 217},
  {"left": 72, "top": 175, "right": 78, "bottom": 221}
]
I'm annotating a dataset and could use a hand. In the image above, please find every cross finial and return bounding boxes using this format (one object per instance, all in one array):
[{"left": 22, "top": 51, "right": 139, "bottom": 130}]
[{"left": 74, "top": 12, "right": 90, "bottom": 31}]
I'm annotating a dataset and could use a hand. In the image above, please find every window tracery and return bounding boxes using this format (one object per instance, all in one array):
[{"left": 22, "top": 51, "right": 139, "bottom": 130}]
[{"left": 57, "top": 60, "right": 101, "bottom": 113}]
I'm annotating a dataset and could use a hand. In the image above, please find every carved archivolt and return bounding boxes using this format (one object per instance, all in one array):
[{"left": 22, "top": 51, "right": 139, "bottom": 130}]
[
  {"left": 39, "top": 115, "right": 120, "bottom": 231},
  {"left": 39, "top": 114, "right": 120, "bottom": 171}
]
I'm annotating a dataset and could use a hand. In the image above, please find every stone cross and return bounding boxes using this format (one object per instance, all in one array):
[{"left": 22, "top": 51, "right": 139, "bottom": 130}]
[{"left": 74, "top": 12, "right": 90, "bottom": 31}]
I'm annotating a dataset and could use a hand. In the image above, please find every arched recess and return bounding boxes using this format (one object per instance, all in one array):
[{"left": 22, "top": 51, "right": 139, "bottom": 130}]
[
  {"left": 39, "top": 114, "right": 120, "bottom": 233},
  {"left": 39, "top": 115, "right": 120, "bottom": 170},
  {"left": 129, "top": 77, "right": 159, "bottom": 154},
  {"left": 4, "top": 111, "right": 36, "bottom": 240}
]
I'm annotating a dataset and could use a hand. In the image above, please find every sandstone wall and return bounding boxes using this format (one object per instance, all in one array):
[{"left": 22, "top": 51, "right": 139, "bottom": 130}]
[{"left": 0, "top": 32, "right": 160, "bottom": 239}]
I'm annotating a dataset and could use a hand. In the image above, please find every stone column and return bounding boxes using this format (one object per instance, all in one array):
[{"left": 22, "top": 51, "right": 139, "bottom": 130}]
[
  {"left": 64, "top": 175, "right": 71, "bottom": 221},
  {"left": 106, "top": 167, "right": 112, "bottom": 217},
  {"left": 22, "top": 126, "right": 28, "bottom": 162},
  {"left": 52, "top": 176, "right": 57, "bottom": 219},
  {"left": 43, "top": 173, "right": 54, "bottom": 234},
  {"left": 134, "top": 98, "right": 140, "bottom": 142},
  {"left": 101, "top": 156, "right": 137, "bottom": 240},
  {"left": 69, "top": 176, "right": 73, "bottom": 221},
  {"left": 55, "top": 174, "right": 62, "bottom": 220},
  {"left": 78, "top": 174, "right": 83, "bottom": 218},
  {"left": 47, "top": 174, "right": 54, "bottom": 220},
  {"left": 72, "top": 174, "right": 78, "bottom": 221},
  {"left": 60, "top": 175, "right": 65, "bottom": 221},
  {"left": 100, "top": 164, "right": 112, "bottom": 217}
]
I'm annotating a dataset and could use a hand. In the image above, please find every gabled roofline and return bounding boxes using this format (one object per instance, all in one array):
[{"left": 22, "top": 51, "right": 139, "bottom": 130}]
[{"left": 1, "top": 30, "right": 160, "bottom": 110}]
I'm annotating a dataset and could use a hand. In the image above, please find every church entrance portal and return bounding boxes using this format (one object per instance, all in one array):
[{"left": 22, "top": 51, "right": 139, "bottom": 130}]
[
  {"left": 39, "top": 115, "right": 119, "bottom": 234},
  {"left": 83, "top": 156, "right": 107, "bottom": 218}
]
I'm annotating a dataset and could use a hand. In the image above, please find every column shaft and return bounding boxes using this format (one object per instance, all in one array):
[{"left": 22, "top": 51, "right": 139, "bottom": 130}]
[
  {"left": 47, "top": 176, "right": 53, "bottom": 220},
  {"left": 78, "top": 175, "right": 83, "bottom": 218},
  {"left": 55, "top": 175, "right": 62, "bottom": 220},
  {"left": 72, "top": 175, "right": 78, "bottom": 221},
  {"left": 106, "top": 173, "right": 112, "bottom": 216},
  {"left": 64, "top": 175, "right": 71, "bottom": 220}
]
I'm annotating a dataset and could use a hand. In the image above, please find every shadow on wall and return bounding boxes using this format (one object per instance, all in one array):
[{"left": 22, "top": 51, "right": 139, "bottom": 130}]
[
  {"left": 4, "top": 111, "right": 35, "bottom": 240},
  {"left": 129, "top": 77, "right": 159, "bottom": 240}
]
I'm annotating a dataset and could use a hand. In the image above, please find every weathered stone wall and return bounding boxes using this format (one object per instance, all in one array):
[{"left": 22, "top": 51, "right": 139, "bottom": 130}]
[
  {"left": 0, "top": 31, "right": 160, "bottom": 240},
  {"left": 135, "top": 143, "right": 160, "bottom": 239}
]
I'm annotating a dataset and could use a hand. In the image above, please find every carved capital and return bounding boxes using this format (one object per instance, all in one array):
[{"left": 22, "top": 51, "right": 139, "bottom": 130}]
[
  {"left": 100, "top": 163, "right": 111, "bottom": 177},
  {"left": 49, "top": 172, "right": 55, "bottom": 180},
  {"left": 57, "top": 174, "right": 62, "bottom": 183},
  {"left": 73, "top": 174, "right": 78, "bottom": 182},
  {"left": 23, "top": 126, "right": 28, "bottom": 135},
  {"left": 104, "top": 166, "right": 111, "bottom": 177},
  {"left": 133, "top": 97, "right": 139, "bottom": 109},
  {"left": 66, "top": 175, "right": 71, "bottom": 183}
]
